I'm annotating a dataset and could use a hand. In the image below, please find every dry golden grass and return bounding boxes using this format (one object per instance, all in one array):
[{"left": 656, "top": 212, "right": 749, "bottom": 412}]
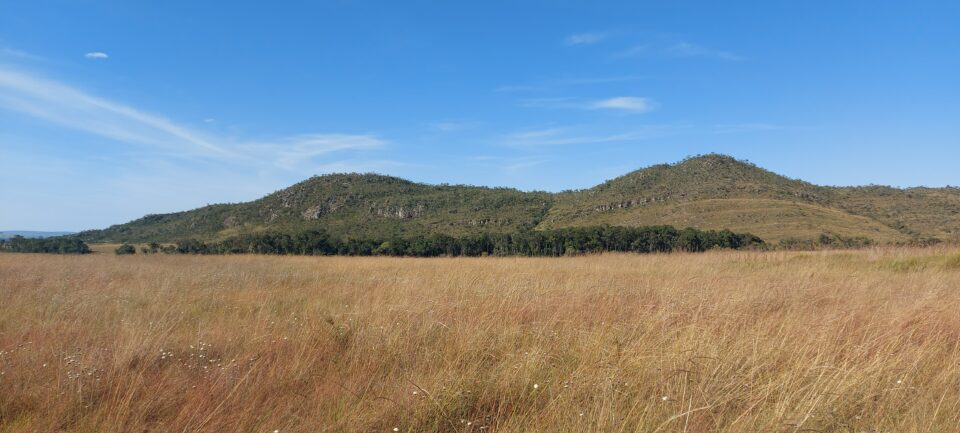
[
  {"left": 2, "top": 249, "right": 960, "bottom": 432},
  {"left": 539, "top": 198, "right": 908, "bottom": 243}
]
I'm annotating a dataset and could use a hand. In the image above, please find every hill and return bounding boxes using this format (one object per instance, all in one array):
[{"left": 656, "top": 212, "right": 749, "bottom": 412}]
[
  {"left": 81, "top": 174, "right": 552, "bottom": 243},
  {"left": 79, "top": 155, "right": 960, "bottom": 245},
  {"left": 539, "top": 155, "right": 959, "bottom": 243}
]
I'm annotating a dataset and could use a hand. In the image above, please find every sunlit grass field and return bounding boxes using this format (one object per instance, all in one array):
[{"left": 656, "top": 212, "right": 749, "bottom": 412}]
[{"left": 2, "top": 248, "right": 960, "bottom": 432}]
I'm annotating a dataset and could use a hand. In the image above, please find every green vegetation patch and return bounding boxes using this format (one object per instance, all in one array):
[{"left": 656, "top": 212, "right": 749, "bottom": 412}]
[
  {"left": 942, "top": 252, "right": 960, "bottom": 270},
  {"left": 145, "top": 225, "right": 763, "bottom": 257},
  {"left": 878, "top": 257, "right": 928, "bottom": 273},
  {"left": 0, "top": 235, "right": 91, "bottom": 254}
]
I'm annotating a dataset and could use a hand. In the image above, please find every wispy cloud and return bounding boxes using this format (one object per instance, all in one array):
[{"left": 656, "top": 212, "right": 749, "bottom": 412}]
[
  {"left": 501, "top": 125, "right": 684, "bottom": 147},
  {"left": 564, "top": 32, "right": 608, "bottom": 46},
  {"left": 500, "top": 158, "right": 548, "bottom": 173},
  {"left": 667, "top": 42, "right": 742, "bottom": 61},
  {"left": 0, "top": 67, "right": 235, "bottom": 157},
  {"left": 0, "top": 67, "right": 387, "bottom": 172},
  {"left": 589, "top": 96, "right": 655, "bottom": 112},
  {"left": 2, "top": 47, "right": 45, "bottom": 61},
  {"left": 520, "top": 96, "right": 657, "bottom": 113},
  {"left": 84, "top": 52, "right": 109, "bottom": 60},
  {"left": 495, "top": 75, "right": 645, "bottom": 93},
  {"left": 618, "top": 39, "right": 742, "bottom": 61},
  {"left": 244, "top": 134, "right": 385, "bottom": 170},
  {"left": 308, "top": 158, "right": 412, "bottom": 174},
  {"left": 467, "top": 155, "right": 549, "bottom": 174},
  {"left": 556, "top": 75, "right": 645, "bottom": 85},
  {"left": 618, "top": 44, "right": 650, "bottom": 57}
]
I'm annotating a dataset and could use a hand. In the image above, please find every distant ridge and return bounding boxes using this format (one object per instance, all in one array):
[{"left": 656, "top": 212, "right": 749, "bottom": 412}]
[
  {"left": 0, "top": 231, "right": 76, "bottom": 240},
  {"left": 79, "top": 154, "right": 960, "bottom": 245}
]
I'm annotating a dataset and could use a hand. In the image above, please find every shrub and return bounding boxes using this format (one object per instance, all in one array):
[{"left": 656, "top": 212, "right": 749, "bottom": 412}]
[{"left": 115, "top": 244, "right": 137, "bottom": 255}]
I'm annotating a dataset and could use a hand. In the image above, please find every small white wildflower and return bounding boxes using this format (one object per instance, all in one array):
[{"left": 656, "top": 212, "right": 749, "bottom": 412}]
[
  {"left": 579, "top": 412, "right": 584, "bottom": 417},
  {"left": 661, "top": 396, "right": 669, "bottom": 401},
  {"left": 896, "top": 379, "right": 903, "bottom": 384},
  {"left": 533, "top": 383, "right": 539, "bottom": 389},
  {"left": 274, "top": 430, "right": 280, "bottom": 433},
  {"left": 393, "top": 428, "right": 399, "bottom": 432},
  {"left": 412, "top": 390, "right": 418, "bottom": 395}
]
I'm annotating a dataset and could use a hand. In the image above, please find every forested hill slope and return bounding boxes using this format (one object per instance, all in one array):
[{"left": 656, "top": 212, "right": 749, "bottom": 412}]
[
  {"left": 79, "top": 155, "right": 960, "bottom": 244},
  {"left": 81, "top": 174, "right": 554, "bottom": 243}
]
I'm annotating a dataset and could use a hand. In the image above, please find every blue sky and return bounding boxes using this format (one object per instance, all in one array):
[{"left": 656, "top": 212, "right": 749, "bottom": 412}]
[{"left": 1, "top": 1, "right": 958, "bottom": 231}]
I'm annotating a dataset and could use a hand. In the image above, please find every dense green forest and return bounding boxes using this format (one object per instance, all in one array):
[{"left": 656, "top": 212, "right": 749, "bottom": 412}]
[
  {"left": 124, "top": 225, "right": 762, "bottom": 257},
  {"left": 0, "top": 236, "right": 91, "bottom": 254}
]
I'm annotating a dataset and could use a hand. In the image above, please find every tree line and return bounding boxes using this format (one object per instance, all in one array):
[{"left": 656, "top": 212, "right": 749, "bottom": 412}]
[
  {"left": 0, "top": 235, "right": 91, "bottom": 254},
  {"left": 124, "top": 225, "right": 762, "bottom": 257}
]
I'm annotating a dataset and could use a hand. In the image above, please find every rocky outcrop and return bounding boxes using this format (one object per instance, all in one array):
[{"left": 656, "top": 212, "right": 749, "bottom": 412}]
[{"left": 374, "top": 203, "right": 426, "bottom": 219}]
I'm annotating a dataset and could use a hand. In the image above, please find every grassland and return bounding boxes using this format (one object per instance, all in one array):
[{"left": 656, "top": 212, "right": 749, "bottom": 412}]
[{"left": 2, "top": 249, "right": 960, "bottom": 432}]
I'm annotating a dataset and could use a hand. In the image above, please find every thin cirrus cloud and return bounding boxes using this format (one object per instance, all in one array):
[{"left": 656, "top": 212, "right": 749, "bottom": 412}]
[
  {"left": 564, "top": 32, "right": 608, "bottom": 46},
  {"left": 619, "top": 40, "right": 742, "bottom": 61},
  {"left": 495, "top": 75, "right": 646, "bottom": 93},
  {"left": 0, "top": 67, "right": 387, "bottom": 172},
  {"left": 467, "top": 155, "right": 549, "bottom": 174},
  {"left": 2, "top": 47, "right": 45, "bottom": 61},
  {"left": 496, "top": 157, "right": 549, "bottom": 173},
  {"left": 501, "top": 125, "right": 685, "bottom": 147},
  {"left": 520, "top": 96, "right": 656, "bottom": 113},
  {"left": 589, "top": 96, "right": 655, "bottom": 112},
  {"left": 244, "top": 134, "right": 385, "bottom": 171},
  {"left": 84, "top": 52, "right": 109, "bottom": 59},
  {"left": 667, "top": 42, "right": 742, "bottom": 61},
  {"left": 0, "top": 67, "right": 234, "bottom": 157}
]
